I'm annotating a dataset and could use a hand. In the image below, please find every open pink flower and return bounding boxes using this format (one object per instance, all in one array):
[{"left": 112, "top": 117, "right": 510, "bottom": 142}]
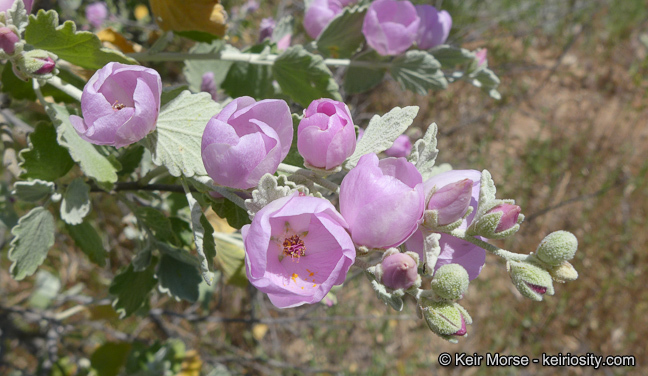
[
  {"left": 304, "top": 0, "right": 344, "bottom": 39},
  {"left": 242, "top": 193, "right": 355, "bottom": 308},
  {"left": 201, "top": 96, "right": 293, "bottom": 189},
  {"left": 70, "top": 62, "right": 162, "bottom": 148},
  {"left": 405, "top": 170, "right": 486, "bottom": 280},
  {"left": 415, "top": 5, "right": 452, "bottom": 49},
  {"left": 340, "top": 153, "right": 424, "bottom": 249},
  {"left": 362, "top": 0, "right": 420, "bottom": 56}
]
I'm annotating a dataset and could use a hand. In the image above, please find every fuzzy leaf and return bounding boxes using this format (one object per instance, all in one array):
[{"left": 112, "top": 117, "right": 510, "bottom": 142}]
[
  {"left": 61, "top": 178, "right": 91, "bottom": 225},
  {"left": 12, "top": 179, "right": 55, "bottom": 202},
  {"left": 134, "top": 207, "right": 179, "bottom": 246},
  {"left": 109, "top": 259, "right": 158, "bottom": 318},
  {"left": 143, "top": 91, "right": 221, "bottom": 177},
  {"left": 25, "top": 10, "right": 136, "bottom": 69},
  {"left": 344, "top": 106, "right": 419, "bottom": 169},
  {"left": 156, "top": 254, "right": 202, "bottom": 302},
  {"left": 6, "top": 0, "right": 29, "bottom": 34},
  {"left": 8, "top": 207, "right": 55, "bottom": 280},
  {"left": 214, "top": 234, "right": 247, "bottom": 287},
  {"left": 390, "top": 50, "right": 448, "bottom": 94},
  {"left": 221, "top": 44, "right": 275, "bottom": 99},
  {"left": 272, "top": 45, "right": 341, "bottom": 107},
  {"left": 430, "top": 45, "right": 476, "bottom": 68},
  {"left": 66, "top": 221, "right": 108, "bottom": 267},
  {"left": 370, "top": 279, "right": 404, "bottom": 311},
  {"left": 19, "top": 123, "right": 74, "bottom": 181},
  {"left": 408, "top": 123, "right": 439, "bottom": 180},
  {"left": 316, "top": 5, "right": 367, "bottom": 58},
  {"left": 422, "top": 231, "right": 441, "bottom": 276},
  {"left": 183, "top": 40, "right": 233, "bottom": 93},
  {"left": 181, "top": 180, "right": 216, "bottom": 284},
  {"left": 245, "top": 174, "right": 294, "bottom": 218}
]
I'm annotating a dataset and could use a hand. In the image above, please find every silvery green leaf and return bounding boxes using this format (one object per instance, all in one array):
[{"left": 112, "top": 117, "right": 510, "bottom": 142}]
[
  {"left": 475, "top": 169, "right": 497, "bottom": 218},
  {"left": 316, "top": 4, "right": 367, "bottom": 58},
  {"left": 370, "top": 279, "right": 404, "bottom": 311},
  {"left": 422, "top": 231, "right": 441, "bottom": 276},
  {"left": 18, "top": 122, "right": 74, "bottom": 182},
  {"left": 8, "top": 207, "right": 55, "bottom": 280},
  {"left": 7, "top": 0, "right": 29, "bottom": 33},
  {"left": 271, "top": 15, "right": 294, "bottom": 44},
  {"left": 245, "top": 174, "right": 294, "bottom": 218},
  {"left": 51, "top": 103, "right": 118, "bottom": 187},
  {"left": 132, "top": 240, "right": 153, "bottom": 272},
  {"left": 344, "top": 106, "right": 419, "bottom": 169},
  {"left": 28, "top": 270, "right": 61, "bottom": 309},
  {"left": 156, "top": 254, "right": 202, "bottom": 303},
  {"left": 66, "top": 221, "right": 107, "bottom": 267},
  {"left": 143, "top": 91, "right": 221, "bottom": 177},
  {"left": 109, "top": 259, "right": 158, "bottom": 318},
  {"left": 12, "top": 179, "right": 55, "bottom": 202},
  {"left": 390, "top": 50, "right": 448, "bottom": 95},
  {"left": 408, "top": 123, "right": 439, "bottom": 180},
  {"left": 60, "top": 178, "right": 90, "bottom": 225},
  {"left": 430, "top": 45, "right": 476, "bottom": 68},
  {"left": 180, "top": 179, "right": 216, "bottom": 285}
]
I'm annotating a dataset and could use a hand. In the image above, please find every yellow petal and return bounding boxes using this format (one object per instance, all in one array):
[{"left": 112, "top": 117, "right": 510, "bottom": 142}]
[
  {"left": 97, "top": 27, "right": 138, "bottom": 54},
  {"left": 149, "top": 0, "right": 227, "bottom": 37}
]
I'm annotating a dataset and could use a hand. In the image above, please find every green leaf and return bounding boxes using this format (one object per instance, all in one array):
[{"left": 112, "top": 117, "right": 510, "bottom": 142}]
[
  {"left": 271, "top": 15, "right": 294, "bottom": 45},
  {"left": 90, "top": 342, "right": 132, "bottom": 376},
  {"left": 470, "top": 68, "right": 501, "bottom": 99},
  {"left": 61, "top": 178, "right": 91, "bottom": 225},
  {"left": 19, "top": 122, "right": 74, "bottom": 181},
  {"left": 209, "top": 196, "right": 251, "bottom": 230},
  {"left": 156, "top": 254, "right": 202, "bottom": 303},
  {"left": 214, "top": 235, "right": 247, "bottom": 287},
  {"left": 182, "top": 183, "right": 216, "bottom": 284},
  {"left": 430, "top": 45, "right": 477, "bottom": 68},
  {"left": 109, "top": 258, "right": 158, "bottom": 318},
  {"left": 8, "top": 207, "right": 56, "bottom": 280},
  {"left": 155, "top": 241, "right": 202, "bottom": 269},
  {"left": 116, "top": 145, "right": 145, "bottom": 176},
  {"left": 25, "top": 10, "right": 136, "bottom": 70},
  {"left": 183, "top": 40, "right": 234, "bottom": 93},
  {"left": 134, "top": 207, "right": 179, "bottom": 246},
  {"left": 160, "top": 85, "right": 189, "bottom": 107},
  {"left": 143, "top": 91, "right": 221, "bottom": 177},
  {"left": 390, "top": 50, "right": 448, "bottom": 95},
  {"left": 12, "top": 179, "right": 55, "bottom": 202},
  {"left": 344, "top": 106, "right": 419, "bottom": 169},
  {"left": 343, "top": 53, "right": 386, "bottom": 94},
  {"left": 272, "top": 45, "right": 342, "bottom": 107},
  {"left": 316, "top": 4, "right": 367, "bottom": 58},
  {"left": 49, "top": 103, "right": 119, "bottom": 186},
  {"left": 169, "top": 217, "right": 193, "bottom": 248},
  {"left": 66, "top": 221, "right": 107, "bottom": 267},
  {"left": 408, "top": 123, "right": 439, "bottom": 181}
]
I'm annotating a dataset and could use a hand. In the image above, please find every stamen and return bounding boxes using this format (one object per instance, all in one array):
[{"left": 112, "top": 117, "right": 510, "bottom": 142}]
[
  {"left": 282, "top": 235, "right": 306, "bottom": 262},
  {"left": 112, "top": 100, "right": 125, "bottom": 111}
]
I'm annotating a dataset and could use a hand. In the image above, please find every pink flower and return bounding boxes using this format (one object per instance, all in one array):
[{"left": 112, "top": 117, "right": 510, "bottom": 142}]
[
  {"left": 488, "top": 203, "right": 521, "bottom": 232},
  {"left": 381, "top": 253, "right": 418, "bottom": 290},
  {"left": 86, "top": 2, "right": 108, "bottom": 29},
  {"left": 405, "top": 170, "right": 486, "bottom": 280},
  {"left": 340, "top": 153, "right": 425, "bottom": 249},
  {"left": 297, "top": 98, "right": 356, "bottom": 170},
  {"left": 384, "top": 134, "right": 412, "bottom": 157},
  {"left": 70, "top": 62, "right": 162, "bottom": 148},
  {"left": 258, "top": 17, "right": 275, "bottom": 42},
  {"left": 200, "top": 72, "right": 218, "bottom": 101},
  {"left": 242, "top": 193, "right": 355, "bottom": 308},
  {"left": 201, "top": 96, "right": 293, "bottom": 189},
  {"left": 0, "top": 0, "right": 33, "bottom": 13},
  {"left": 362, "top": 0, "right": 420, "bottom": 56},
  {"left": 427, "top": 178, "right": 473, "bottom": 226},
  {"left": 304, "top": 0, "right": 344, "bottom": 39},
  {"left": 0, "top": 27, "right": 20, "bottom": 55},
  {"left": 415, "top": 5, "right": 452, "bottom": 49}
]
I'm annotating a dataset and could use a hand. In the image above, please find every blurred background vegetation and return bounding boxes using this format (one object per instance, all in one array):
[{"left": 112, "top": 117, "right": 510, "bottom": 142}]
[{"left": 1, "top": 0, "right": 647, "bottom": 375}]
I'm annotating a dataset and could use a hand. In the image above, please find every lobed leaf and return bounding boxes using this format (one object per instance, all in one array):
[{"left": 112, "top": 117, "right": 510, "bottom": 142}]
[
  {"left": 60, "top": 178, "right": 91, "bottom": 225},
  {"left": 316, "top": 4, "right": 368, "bottom": 58},
  {"left": 109, "top": 258, "right": 158, "bottom": 318},
  {"left": 390, "top": 50, "right": 448, "bottom": 95},
  {"left": 12, "top": 179, "right": 55, "bottom": 202},
  {"left": 8, "top": 207, "right": 56, "bottom": 280},
  {"left": 156, "top": 254, "right": 202, "bottom": 303},
  {"left": 19, "top": 122, "right": 74, "bottom": 182},
  {"left": 66, "top": 221, "right": 108, "bottom": 267}
]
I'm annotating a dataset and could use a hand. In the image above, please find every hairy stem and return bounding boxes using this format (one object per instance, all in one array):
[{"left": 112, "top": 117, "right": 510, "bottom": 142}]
[
  {"left": 47, "top": 76, "right": 83, "bottom": 102},
  {"left": 448, "top": 229, "right": 529, "bottom": 262}
]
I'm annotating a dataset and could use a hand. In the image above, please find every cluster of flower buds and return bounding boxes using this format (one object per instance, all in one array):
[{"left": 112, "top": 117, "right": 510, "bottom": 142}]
[{"left": 304, "top": 0, "right": 451, "bottom": 56}]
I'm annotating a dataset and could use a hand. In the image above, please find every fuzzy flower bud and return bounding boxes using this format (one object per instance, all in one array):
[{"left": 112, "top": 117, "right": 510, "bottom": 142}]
[
  {"left": 507, "top": 260, "right": 555, "bottom": 301},
  {"left": 426, "top": 178, "right": 473, "bottom": 226},
  {"left": 380, "top": 253, "right": 419, "bottom": 290},
  {"left": 15, "top": 50, "right": 58, "bottom": 79},
  {"left": 70, "top": 62, "right": 162, "bottom": 148},
  {"left": 384, "top": 134, "right": 412, "bottom": 158},
  {"left": 415, "top": 5, "right": 451, "bottom": 49},
  {"left": 490, "top": 203, "right": 521, "bottom": 232},
  {"left": 297, "top": 98, "right": 356, "bottom": 170},
  {"left": 0, "top": 26, "right": 20, "bottom": 55},
  {"left": 548, "top": 261, "right": 578, "bottom": 283},
  {"left": 535, "top": 230, "right": 578, "bottom": 266},
  {"left": 470, "top": 202, "right": 523, "bottom": 238},
  {"left": 431, "top": 264, "right": 469, "bottom": 300},
  {"left": 420, "top": 300, "right": 472, "bottom": 341},
  {"left": 362, "top": 0, "right": 420, "bottom": 56}
]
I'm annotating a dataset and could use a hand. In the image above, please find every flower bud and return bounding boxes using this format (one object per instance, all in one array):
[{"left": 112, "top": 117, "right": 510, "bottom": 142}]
[
  {"left": 420, "top": 300, "right": 472, "bottom": 341},
  {"left": 490, "top": 203, "right": 521, "bottom": 232},
  {"left": 547, "top": 261, "right": 578, "bottom": 283},
  {"left": 297, "top": 98, "right": 356, "bottom": 170},
  {"left": 381, "top": 253, "right": 419, "bottom": 290},
  {"left": 470, "top": 203, "right": 522, "bottom": 238},
  {"left": 535, "top": 230, "right": 578, "bottom": 266},
  {"left": 258, "top": 17, "right": 275, "bottom": 42},
  {"left": 427, "top": 178, "right": 473, "bottom": 226},
  {"left": 16, "top": 50, "right": 58, "bottom": 79},
  {"left": 362, "top": 0, "right": 420, "bottom": 56},
  {"left": 384, "top": 134, "right": 412, "bottom": 158},
  {"left": 0, "top": 26, "right": 20, "bottom": 55},
  {"left": 507, "top": 260, "right": 555, "bottom": 301},
  {"left": 415, "top": 5, "right": 452, "bottom": 49},
  {"left": 431, "top": 264, "right": 469, "bottom": 300},
  {"left": 200, "top": 71, "right": 218, "bottom": 101}
]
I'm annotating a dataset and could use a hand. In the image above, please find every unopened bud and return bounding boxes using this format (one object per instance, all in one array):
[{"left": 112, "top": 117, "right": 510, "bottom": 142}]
[
  {"left": 548, "top": 261, "right": 578, "bottom": 283},
  {"left": 470, "top": 202, "right": 523, "bottom": 238},
  {"left": 507, "top": 260, "right": 554, "bottom": 301},
  {"left": 258, "top": 17, "right": 275, "bottom": 43},
  {"left": 430, "top": 264, "right": 469, "bottom": 300},
  {"left": 18, "top": 50, "right": 58, "bottom": 79},
  {"left": 200, "top": 72, "right": 218, "bottom": 101},
  {"left": 420, "top": 300, "right": 472, "bottom": 342},
  {"left": 0, "top": 26, "right": 19, "bottom": 55},
  {"left": 536, "top": 231, "right": 578, "bottom": 266},
  {"left": 490, "top": 203, "right": 521, "bottom": 232},
  {"left": 381, "top": 253, "right": 419, "bottom": 290},
  {"left": 427, "top": 179, "right": 473, "bottom": 226}
]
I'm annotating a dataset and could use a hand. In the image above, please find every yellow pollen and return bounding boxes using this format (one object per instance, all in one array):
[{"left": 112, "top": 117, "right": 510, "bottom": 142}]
[
  {"left": 312, "top": 284, "right": 317, "bottom": 288},
  {"left": 301, "top": 287, "right": 304, "bottom": 290},
  {"left": 291, "top": 273, "right": 298, "bottom": 283}
]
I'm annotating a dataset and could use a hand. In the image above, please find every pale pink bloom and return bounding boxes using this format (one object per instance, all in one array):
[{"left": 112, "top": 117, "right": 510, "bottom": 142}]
[
  {"left": 384, "top": 134, "right": 412, "bottom": 157},
  {"left": 415, "top": 5, "right": 452, "bottom": 49},
  {"left": 381, "top": 253, "right": 418, "bottom": 290},
  {"left": 362, "top": 0, "right": 420, "bottom": 56}
]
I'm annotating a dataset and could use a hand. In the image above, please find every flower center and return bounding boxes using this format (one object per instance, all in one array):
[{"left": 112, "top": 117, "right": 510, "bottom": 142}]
[
  {"left": 112, "top": 100, "right": 125, "bottom": 111},
  {"left": 282, "top": 235, "right": 305, "bottom": 262}
]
